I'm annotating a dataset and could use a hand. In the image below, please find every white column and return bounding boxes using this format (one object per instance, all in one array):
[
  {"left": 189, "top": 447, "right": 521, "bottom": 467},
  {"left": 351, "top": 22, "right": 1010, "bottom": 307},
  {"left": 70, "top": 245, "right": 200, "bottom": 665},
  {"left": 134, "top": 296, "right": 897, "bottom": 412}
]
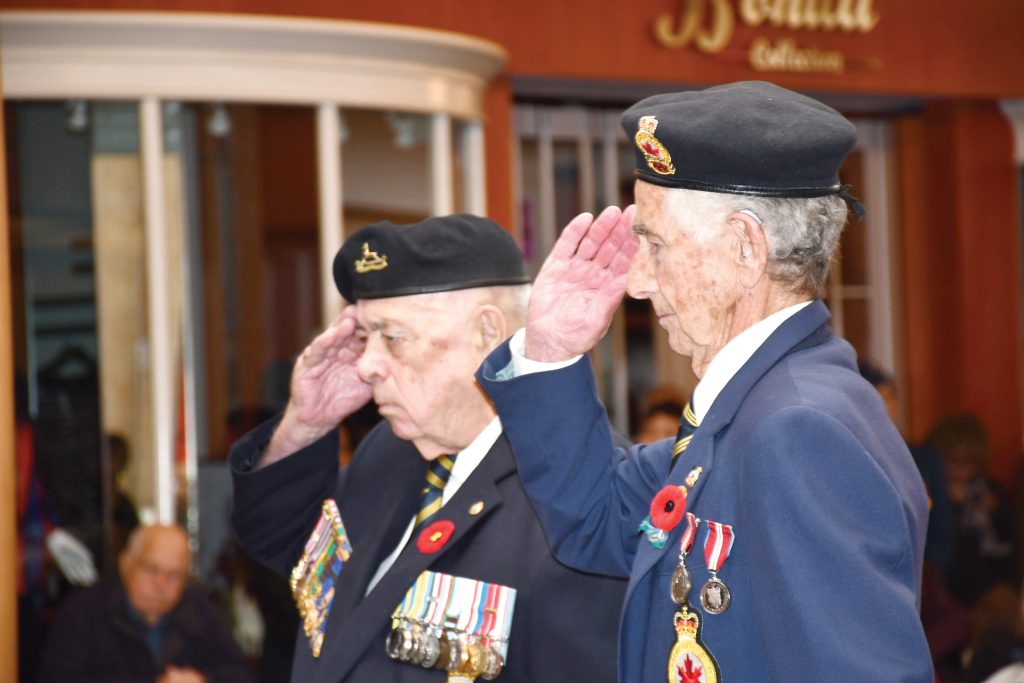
[
  {"left": 430, "top": 113, "right": 454, "bottom": 215},
  {"left": 537, "top": 109, "right": 556, "bottom": 260},
  {"left": 461, "top": 120, "right": 487, "bottom": 215},
  {"left": 849, "top": 119, "right": 897, "bottom": 373},
  {"left": 140, "top": 97, "right": 176, "bottom": 524},
  {"left": 317, "top": 103, "right": 345, "bottom": 325},
  {"left": 576, "top": 110, "right": 595, "bottom": 214},
  {"left": 602, "top": 112, "right": 629, "bottom": 434}
]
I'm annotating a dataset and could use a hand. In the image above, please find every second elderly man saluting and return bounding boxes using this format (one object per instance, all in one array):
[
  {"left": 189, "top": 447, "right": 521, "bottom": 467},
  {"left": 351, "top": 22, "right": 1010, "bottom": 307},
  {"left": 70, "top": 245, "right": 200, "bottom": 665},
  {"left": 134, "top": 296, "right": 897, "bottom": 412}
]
[{"left": 230, "top": 215, "right": 626, "bottom": 683}]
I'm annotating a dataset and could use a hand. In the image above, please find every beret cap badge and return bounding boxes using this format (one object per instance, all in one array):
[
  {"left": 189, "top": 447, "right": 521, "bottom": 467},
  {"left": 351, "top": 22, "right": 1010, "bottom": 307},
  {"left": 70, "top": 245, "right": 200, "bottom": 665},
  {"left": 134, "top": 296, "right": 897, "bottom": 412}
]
[
  {"left": 634, "top": 115, "right": 676, "bottom": 176},
  {"left": 354, "top": 243, "right": 388, "bottom": 274}
]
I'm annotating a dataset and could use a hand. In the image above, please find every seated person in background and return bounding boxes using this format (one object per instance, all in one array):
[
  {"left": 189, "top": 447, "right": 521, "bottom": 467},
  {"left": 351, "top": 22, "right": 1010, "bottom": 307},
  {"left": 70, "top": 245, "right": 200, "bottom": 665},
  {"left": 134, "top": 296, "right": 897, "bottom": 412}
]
[
  {"left": 39, "top": 524, "right": 255, "bottom": 683},
  {"left": 929, "top": 412, "right": 1017, "bottom": 607},
  {"left": 633, "top": 398, "right": 685, "bottom": 444}
]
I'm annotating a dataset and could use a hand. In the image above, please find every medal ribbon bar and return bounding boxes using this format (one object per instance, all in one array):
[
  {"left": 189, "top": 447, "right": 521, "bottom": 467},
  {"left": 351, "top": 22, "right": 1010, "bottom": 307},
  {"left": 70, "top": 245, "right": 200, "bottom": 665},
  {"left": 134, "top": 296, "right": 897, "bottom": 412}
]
[
  {"left": 703, "top": 520, "right": 735, "bottom": 572},
  {"left": 290, "top": 499, "right": 353, "bottom": 657}
]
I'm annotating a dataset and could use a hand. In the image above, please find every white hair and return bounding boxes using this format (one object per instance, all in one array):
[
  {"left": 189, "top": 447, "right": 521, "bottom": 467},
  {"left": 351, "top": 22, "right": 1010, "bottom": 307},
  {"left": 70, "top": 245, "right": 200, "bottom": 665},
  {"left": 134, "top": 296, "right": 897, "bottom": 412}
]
[{"left": 663, "top": 187, "right": 849, "bottom": 298}]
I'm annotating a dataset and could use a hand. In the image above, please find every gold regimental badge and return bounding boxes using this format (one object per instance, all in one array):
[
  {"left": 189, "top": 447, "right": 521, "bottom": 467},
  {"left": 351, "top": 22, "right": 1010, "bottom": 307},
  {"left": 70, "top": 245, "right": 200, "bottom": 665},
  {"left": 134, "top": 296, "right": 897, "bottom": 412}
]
[
  {"left": 355, "top": 242, "right": 388, "bottom": 273},
  {"left": 635, "top": 115, "right": 676, "bottom": 176},
  {"left": 667, "top": 607, "right": 720, "bottom": 683}
]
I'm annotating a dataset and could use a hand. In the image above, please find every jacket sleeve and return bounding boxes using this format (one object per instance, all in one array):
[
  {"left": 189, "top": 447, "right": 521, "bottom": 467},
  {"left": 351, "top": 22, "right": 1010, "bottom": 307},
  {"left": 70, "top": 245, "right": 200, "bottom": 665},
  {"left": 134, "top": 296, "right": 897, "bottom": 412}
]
[
  {"left": 230, "top": 416, "right": 343, "bottom": 577},
  {"left": 476, "top": 340, "right": 670, "bottom": 577}
]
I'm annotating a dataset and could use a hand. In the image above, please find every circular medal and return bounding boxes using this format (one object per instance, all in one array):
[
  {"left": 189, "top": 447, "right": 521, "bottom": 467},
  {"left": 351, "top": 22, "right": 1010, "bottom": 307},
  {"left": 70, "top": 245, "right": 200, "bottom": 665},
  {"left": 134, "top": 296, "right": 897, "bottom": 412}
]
[
  {"left": 699, "top": 577, "right": 730, "bottom": 615},
  {"left": 418, "top": 632, "right": 441, "bottom": 668},
  {"left": 385, "top": 626, "right": 405, "bottom": 659},
  {"left": 670, "top": 564, "right": 691, "bottom": 604}
]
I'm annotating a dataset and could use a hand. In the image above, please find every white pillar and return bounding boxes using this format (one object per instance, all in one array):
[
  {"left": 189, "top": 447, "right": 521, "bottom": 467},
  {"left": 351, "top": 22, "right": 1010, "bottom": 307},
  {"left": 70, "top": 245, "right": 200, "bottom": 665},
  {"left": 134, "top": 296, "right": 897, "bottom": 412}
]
[
  {"left": 430, "top": 113, "right": 454, "bottom": 215},
  {"left": 140, "top": 97, "right": 176, "bottom": 524},
  {"left": 461, "top": 120, "right": 486, "bottom": 215},
  {"left": 317, "top": 103, "right": 345, "bottom": 325}
]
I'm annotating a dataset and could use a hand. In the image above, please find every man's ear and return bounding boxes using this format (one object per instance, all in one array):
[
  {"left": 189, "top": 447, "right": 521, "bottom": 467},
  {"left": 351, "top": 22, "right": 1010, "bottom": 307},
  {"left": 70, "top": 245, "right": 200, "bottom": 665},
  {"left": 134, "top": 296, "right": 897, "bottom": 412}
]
[
  {"left": 728, "top": 211, "right": 768, "bottom": 289},
  {"left": 476, "top": 304, "right": 508, "bottom": 351}
]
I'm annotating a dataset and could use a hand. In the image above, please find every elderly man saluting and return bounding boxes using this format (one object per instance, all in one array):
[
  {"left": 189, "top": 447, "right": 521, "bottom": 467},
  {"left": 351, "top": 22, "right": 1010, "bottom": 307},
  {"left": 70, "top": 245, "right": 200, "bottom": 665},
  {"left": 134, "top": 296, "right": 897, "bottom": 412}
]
[
  {"left": 231, "top": 215, "right": 625, "bottom": 682},
  {"left": 477, "top": 81, "right": 933, "bottom": 682}
]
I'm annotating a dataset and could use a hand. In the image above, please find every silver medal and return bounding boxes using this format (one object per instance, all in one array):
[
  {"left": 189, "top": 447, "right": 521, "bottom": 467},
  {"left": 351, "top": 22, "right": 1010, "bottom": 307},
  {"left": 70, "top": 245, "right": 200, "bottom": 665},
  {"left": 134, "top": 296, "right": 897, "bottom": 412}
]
[
  {"left": 670, "top": 563, "right": 691, "bottom": 604},
  {"left": 699, "top": 576, "right": 731, "bottom": 615}
]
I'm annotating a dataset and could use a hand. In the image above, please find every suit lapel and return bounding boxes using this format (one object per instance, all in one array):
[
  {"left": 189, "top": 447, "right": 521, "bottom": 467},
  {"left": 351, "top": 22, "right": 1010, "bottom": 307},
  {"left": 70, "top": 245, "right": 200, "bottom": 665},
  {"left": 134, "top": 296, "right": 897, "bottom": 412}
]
[
  {"left": 313, "top": 435, "right": 516, "bottom": 683},
  {"left": 627, "top": 302, "right": 832, "bottom": 590}
]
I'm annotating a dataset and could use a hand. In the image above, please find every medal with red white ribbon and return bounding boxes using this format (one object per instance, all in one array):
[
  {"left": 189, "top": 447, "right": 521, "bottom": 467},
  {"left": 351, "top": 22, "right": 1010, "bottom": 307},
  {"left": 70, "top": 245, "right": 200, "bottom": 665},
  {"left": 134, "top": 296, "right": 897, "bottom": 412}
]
[
  {"left": 699, "top": 520, "right": 734, "bottom": 615},
  {"left": 669, "top": 513, "right": 699, "bottom": 604}
]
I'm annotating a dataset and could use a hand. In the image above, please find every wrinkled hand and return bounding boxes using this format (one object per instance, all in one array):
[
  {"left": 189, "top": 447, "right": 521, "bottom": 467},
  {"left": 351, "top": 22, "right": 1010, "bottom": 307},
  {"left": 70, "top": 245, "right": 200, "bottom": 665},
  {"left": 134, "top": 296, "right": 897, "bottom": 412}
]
[
  {"left": 46, "top": 528, "right": 97, "bottom": 586},
  {"left": 524, "top": 205, "right": 638, "bottom": 362},
  {"left": 260, "top": 306, "right": 373, "bottom": 466},
  {"left": 158, "top": 666, "right": 206, "bottom": 683}
]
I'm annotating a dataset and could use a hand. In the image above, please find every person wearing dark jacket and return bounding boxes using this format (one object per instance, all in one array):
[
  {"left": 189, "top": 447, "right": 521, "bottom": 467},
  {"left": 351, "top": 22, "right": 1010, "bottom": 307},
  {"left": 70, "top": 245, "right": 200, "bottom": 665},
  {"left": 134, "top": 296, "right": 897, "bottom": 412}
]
[
  {"left": 231, "top": 215, "right": 626, "bottom": 682},
  {"left": 39, "top": 524, "right": 254, "bottom": 683}
]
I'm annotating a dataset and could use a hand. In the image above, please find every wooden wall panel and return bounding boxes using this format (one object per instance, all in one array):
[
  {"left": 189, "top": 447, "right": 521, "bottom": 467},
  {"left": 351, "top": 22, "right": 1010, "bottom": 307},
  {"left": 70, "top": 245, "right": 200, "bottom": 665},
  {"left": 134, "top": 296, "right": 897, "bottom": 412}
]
[
  {"left": 0, "top": 56, "right": 17, "bottom": 683},
  {"left": 3, "top": 0, "right": 1024, "bottom": 98},
  {"left": 897, "top": 102, "right": 1023, "bottom": 487},
  {"left": 483, "top": 75, "right": 513, "bottom": 230}
]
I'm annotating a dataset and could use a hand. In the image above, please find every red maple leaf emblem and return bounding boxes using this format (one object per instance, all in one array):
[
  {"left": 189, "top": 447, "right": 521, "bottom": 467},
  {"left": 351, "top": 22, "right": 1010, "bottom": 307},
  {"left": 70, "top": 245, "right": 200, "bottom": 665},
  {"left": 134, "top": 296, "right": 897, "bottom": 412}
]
[
  {"left": 641, "top": 140, "right": 662, "bottom": 157},
  {"left": 678, "top": 654, "right": 704, "bottom": 683}
]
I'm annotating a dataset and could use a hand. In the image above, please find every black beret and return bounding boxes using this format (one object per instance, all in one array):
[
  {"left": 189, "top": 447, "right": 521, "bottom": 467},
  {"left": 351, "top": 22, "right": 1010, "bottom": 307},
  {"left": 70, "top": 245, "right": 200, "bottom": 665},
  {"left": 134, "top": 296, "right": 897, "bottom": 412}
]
[
  {"left": 333, "top": 214, "right": 530, "bottom": 303},
  {"left": 622, "top": 81, "right": 856, "bottom": 198}
]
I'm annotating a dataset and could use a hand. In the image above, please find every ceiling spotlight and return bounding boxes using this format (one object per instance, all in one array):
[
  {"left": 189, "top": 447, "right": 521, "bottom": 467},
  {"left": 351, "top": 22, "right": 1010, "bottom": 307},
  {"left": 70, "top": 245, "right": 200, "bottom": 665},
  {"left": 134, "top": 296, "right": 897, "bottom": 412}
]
[
  {"left": 206, "top": 103, "right": 232, "bottom": 138},
  {"left": 65, "top": 100, "right": 89, "bottom": 133},
  {"left": 385, "top": 112, "right": 426, "bottom": 149}
]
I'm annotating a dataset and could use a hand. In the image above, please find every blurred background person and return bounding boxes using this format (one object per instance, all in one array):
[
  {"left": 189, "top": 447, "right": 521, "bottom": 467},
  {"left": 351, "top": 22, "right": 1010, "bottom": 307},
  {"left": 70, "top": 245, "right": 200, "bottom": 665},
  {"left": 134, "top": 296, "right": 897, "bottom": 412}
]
[
  {"left": 930, "top": 412, "right": 1017, "bottom": 607},
  {"left": 632, "top": 385, "right": 686, "bottom": 444},
  {"left": 39, "top": 524, "right": 255, "bottom": 683}
]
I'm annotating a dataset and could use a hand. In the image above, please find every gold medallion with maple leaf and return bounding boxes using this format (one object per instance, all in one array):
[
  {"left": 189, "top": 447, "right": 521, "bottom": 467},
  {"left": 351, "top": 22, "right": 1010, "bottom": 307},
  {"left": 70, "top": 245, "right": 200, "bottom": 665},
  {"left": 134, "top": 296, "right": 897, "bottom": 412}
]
[{"left": 667, "top": 608, "right": 719, "bottom": 683}]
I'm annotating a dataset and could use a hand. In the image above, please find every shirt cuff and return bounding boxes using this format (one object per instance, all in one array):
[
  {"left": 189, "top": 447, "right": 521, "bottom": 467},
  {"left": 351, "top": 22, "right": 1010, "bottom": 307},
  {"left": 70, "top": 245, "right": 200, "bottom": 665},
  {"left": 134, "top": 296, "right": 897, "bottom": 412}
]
[{"left": 509, "top": 328, "right": 583, "bottom": 376}]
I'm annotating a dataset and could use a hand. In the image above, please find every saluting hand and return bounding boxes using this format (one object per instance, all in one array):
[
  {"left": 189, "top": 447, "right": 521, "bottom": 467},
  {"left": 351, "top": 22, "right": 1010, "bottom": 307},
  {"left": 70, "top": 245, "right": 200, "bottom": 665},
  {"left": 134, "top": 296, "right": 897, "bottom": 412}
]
[
  {"left": 524, "top": 205, "right": 638, "bottom": 362},
  {"left": 260, "top": 306, "right": 373, "bottom": 467}
]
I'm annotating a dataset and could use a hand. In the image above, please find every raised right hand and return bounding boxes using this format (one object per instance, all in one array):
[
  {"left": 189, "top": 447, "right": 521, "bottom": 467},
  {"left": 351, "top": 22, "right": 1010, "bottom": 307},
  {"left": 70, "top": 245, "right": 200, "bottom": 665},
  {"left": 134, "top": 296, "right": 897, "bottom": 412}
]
[
  {"left": 260, "top": 306, "right": 373, "bottom": 467},
  {"left": 524, "top": 205, "right": 638, "bottom": 362}
]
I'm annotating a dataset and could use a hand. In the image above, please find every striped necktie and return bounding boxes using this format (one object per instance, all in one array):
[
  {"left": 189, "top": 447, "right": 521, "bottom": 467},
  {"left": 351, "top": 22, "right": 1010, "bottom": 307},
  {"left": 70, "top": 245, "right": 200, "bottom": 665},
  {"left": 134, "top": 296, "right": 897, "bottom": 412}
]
[
  {"left": 671, "top": 398, "right": 699, "bottom": 460},
  {"left": 415, "top": 454, "right": 457, "bottom": 528}
]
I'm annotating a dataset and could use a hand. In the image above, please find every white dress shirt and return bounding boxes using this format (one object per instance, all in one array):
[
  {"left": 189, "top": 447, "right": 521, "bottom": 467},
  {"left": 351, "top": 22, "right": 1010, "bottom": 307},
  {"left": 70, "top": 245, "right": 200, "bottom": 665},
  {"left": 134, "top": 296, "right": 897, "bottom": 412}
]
[{"left": 365, "top": 417, "right": 503, "bottom": 594}]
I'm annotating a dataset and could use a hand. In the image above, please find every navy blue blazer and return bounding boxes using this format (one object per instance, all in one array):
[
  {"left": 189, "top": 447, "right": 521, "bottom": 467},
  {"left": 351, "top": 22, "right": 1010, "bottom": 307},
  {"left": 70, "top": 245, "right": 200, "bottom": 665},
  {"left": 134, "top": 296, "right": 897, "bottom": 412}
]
[
  {"left": 477, "top": 301, "right": 933, "bottom": 682},
  {"left": 230, "top": 418, "right": 626, "bottom": 683}
]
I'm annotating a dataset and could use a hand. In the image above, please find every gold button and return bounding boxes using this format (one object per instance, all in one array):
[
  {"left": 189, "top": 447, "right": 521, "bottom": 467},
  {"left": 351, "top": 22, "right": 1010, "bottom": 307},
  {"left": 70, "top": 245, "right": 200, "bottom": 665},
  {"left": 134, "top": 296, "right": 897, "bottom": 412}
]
[{"left": 468, "top": 501, "right": 485, "bottom": 516}]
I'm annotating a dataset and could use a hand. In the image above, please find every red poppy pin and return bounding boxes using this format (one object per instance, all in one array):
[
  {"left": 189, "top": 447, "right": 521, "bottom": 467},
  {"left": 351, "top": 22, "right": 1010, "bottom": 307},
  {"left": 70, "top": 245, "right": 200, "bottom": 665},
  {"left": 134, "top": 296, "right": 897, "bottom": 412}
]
[
  {"left": 416, "top": 520, "right": 455, "bottom": 554},
  {"left": 649, "top": 485, "right": 687, "bottom": 532}
]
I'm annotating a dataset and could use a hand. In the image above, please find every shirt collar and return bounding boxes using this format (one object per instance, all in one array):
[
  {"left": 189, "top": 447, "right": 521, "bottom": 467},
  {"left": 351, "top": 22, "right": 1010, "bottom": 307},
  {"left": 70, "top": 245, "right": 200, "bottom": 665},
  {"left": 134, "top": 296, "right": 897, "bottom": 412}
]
[
  {"left": 442, "top": 416, "right": 502, "bottom": 503},
  {"left": 691, "top": 301, "right": 811, "bottom": 424}
]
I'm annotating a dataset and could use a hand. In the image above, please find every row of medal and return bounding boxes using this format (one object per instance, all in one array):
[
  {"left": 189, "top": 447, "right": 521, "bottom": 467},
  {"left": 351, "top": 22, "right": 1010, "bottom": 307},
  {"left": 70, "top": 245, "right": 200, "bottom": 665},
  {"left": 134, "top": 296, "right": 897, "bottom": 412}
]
[
  {"left": 638, "top": 472, "right": 735, "bottom": 683},
  {"left": 291, "top": 499, "right": 353, "bottom": 658},
  {"left": 665, "top": 514, "right": 735, "bottom": 683},
  {"left": 387, "top": 570, "right": 516, "bottom": 682},
  {"left": 386, "top": 619, "right": 504, "bottom": 681},
  {"left": 669, "top": 512, "right": 734, "bottom": 615}
]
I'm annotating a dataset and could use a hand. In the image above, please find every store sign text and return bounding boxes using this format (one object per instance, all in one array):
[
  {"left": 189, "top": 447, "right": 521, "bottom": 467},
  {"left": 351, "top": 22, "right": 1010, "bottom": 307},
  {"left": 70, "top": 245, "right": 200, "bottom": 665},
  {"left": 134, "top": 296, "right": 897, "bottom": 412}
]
[{"left": 654, "top": 0, "right": 880, "bottom": 74}]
